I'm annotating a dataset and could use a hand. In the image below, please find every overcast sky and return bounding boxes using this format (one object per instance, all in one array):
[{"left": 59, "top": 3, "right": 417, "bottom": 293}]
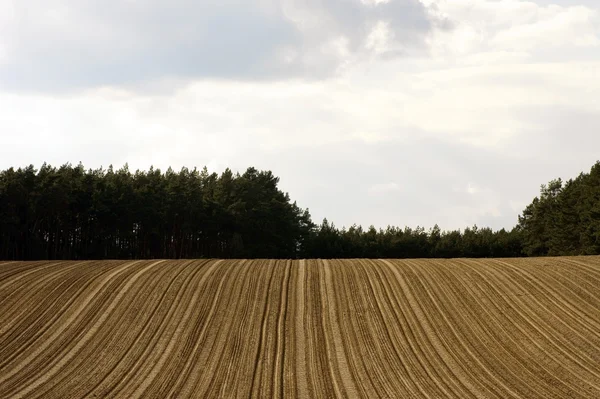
[{"left": 1, "top": 0, "right": 599, "bottom": 231}]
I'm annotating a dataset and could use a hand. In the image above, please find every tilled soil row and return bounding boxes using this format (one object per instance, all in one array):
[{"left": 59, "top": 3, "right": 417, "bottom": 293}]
[{"left": 1, "top": 257, "right": 599, "bottom": 398}]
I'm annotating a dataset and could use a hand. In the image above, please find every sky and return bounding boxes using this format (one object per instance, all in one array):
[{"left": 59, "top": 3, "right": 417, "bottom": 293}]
[{"left": 1, "top": 0, "right": 599, "bottom": 231}]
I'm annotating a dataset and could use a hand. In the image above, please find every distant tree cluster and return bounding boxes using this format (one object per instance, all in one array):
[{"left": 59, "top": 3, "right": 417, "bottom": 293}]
[
  {"left": 518, "top": 161, "right": 600, "bottom": 256},
  {"left": 1, "top": 161, "right": 599, "bottom": 260},
  {"left": 0, "top": 163, "right": 313, "bottom": 260},
  {"left": 303, "top": 220, "right": 523, "bottom": 258}
]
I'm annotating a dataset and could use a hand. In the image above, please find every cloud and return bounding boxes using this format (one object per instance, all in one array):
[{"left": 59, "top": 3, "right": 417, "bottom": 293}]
[
  {"left": 4, "top": 72, "right": 597, "bottom": 231},
  {"left": 0, "top": 0, "right": 435, "bottom": 92},
  {"left": 491, "top": 5, "right": 600, "bottom": 50},
  {"left": 368, "top": 182, "right": 401, "bottom": 196},
  {"left": 466, "top": 184, "right": 480, "bottom": 195},
  {"left": 426, "top": 0, "right": 600, "bottom": 62},
  {"left": 1, "top": 0, "right": 599, "bottom": 231}
]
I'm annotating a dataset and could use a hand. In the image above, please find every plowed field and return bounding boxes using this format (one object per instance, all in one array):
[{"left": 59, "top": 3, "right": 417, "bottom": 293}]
[{"left": 1, "top": 258, "right": 599, "bottom": 398}]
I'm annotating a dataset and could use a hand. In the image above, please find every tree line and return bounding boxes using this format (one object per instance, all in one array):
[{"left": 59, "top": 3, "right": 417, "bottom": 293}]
[
  {"left": 304, "top": 221, "right": 523, "bottom": 259},
  {"left": 0, "top": 161, "right": 598, "bottom": 260},
  {"left": 0, "top": 163, "right": 312, "bottom": 260},
  {"left": 518, "top": 161, "right": 600, "bottom": 256}
]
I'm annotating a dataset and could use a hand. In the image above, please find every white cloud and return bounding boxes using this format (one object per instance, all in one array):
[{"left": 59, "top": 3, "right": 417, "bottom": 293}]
[
  {"left": 426, "top": 0, "right": 600, "bottom": 60},
  {"left": 491, "top": 5, "right": 600, "bottom": 50},
  {"left": 466, "top": 183, "right": 480, "bottom": 195},
  {"left": 1, "top": 0, "right": 600, "bottom": 230},
  {"left": 368, "top": 182, "right": 401, "bottom": 196},
  {"left": 0, "top": 0, "right": 435, "bottom": 91}
]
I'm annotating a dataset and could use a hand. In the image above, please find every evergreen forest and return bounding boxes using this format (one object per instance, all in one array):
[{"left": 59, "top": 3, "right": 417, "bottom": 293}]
[{"left": 1, "top": 161, "right": 599, "bottom": 260}]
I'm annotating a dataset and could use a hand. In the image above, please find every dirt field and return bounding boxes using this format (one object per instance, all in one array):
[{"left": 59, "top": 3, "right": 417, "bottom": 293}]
[{"left": 0, "top": 258, "right": 599, "bottom": 398}]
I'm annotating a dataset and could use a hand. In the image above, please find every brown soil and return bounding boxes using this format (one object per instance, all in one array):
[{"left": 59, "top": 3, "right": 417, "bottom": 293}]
[{"left": 1, "top": 257, "right": 599, "bottom": 398}]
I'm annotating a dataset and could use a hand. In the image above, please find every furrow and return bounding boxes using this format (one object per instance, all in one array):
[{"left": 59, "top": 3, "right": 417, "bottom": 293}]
[
  {"left": 320, "top": 259, "right": 359, "bottom": 398},
  {"left": 514, "top": 258, "right": 600, "bottom": 329},
  {"left": 7, "top": 260, "right": 165, "bottom": 399},
  {"left": 336, "top": 259, "right": 406, "bottom": 397},
  {"left": 112, "top": 259, "right": 223, "bottom": 398},
  {"left": 557, "top": 257, "right": 600, "bottom": 282},
  {"left": 507, "top": 258, "right": 600, "bottom": 361},
  {"left": 425, "top": 259, "right": 559, "bottom": 398},
  {"left": 249, "top": 260, "right": 281, "bottom": 398},
  {"left": 0, "top": 261, "right": 55, "bottom": 290},
  {"left": 485, "top": 259, "right": 600, "bottom": 376},
  {"left": 458, "top": 259, "right": 600, "bottom": 397},
  {"left": 0, "top": 261, "right": 92, "bottom": 342},
  {"left": 404, "top": 259, "right": 520, "bottom": 398},
  {"left": 1, "top": 257, "right": 599, "bottom": 398},
  {"left": 442, "top": 259, "right": 584, "bottom": 398},
  {"left": 180, "top": 259, "right": 257, "bottom": 397},
  {"left": 0, "top": 260, "right": 143, "bottom": 396},
  {"left": 200, "top": 260, "right": 273, "bottom": 398},
  {"left": 330, "top": 259, "right": 381, "bottom": 397},
  {"left": 357, "top": 259, "right": 430, "bottom": 398},
  {"left": 165, "top": 260, "right": 241, "bottom": 398},
  {"left": 0, "top": 261, "right": 69, "bottom": 322},
  {"left": 371, "top": 259, "right": 460, "bottom": 398},
  {"left": 294, "top": 259, "right": 309, "bottom": 399},
  {"left": 302, "top": 260, "right": 338, "bottom": 398},
  {"left": 35, "top": 260, "right": 197, "bottom": 399},
  {"left": 0, "top": 261, "right": 136, "bottom": 375},
  {"left": 381, "top": 259, "right": 484, "bottom": 398},
  {"left": 0, "top": 261, "right": 40, "bottom": 282},
  {"left": 274, "top": 259, "right": 292, "bottom": 399},
  {"left": 87, "top": 260, "right": 211, "bottom": 398}
]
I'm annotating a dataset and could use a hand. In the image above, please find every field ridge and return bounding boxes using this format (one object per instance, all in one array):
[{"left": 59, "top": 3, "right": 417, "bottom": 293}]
[{"left": 1, "top": 257, "right": 599, "bottom": 398}]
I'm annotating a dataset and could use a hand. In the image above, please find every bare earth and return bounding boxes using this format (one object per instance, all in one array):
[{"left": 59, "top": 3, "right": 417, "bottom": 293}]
[{"left": 1, "top": 257, "right": 599, "bottom": 398}]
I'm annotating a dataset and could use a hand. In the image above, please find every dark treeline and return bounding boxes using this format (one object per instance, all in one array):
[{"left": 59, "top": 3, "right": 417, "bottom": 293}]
[
  {"left": 304, "top": 221, "right": 523, "bottom": 259},
  {"left": 0, "top": 162, "right": 599, "bottom": 260},
  {"left": 518, "top": 161, "right": 600, "bottom": 256},
  {"left": 0, "top": 163, "right": 312, "bottom": 259}
]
